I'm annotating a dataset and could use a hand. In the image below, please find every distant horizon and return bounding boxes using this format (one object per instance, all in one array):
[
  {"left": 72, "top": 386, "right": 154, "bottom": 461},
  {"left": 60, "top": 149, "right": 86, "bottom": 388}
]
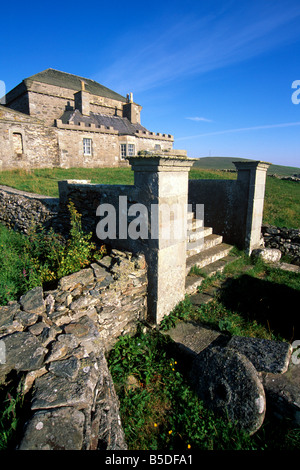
[
  {"left": 192, "top": 155, "right": 300, "bottom": 168},
  {"left": 1, "top": 0, "right": 300, "bottom": 168}
]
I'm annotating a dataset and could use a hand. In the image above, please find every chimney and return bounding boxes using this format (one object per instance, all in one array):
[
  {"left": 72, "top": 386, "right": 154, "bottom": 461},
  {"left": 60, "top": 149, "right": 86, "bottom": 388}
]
[
  {"left": 74, "top": 81, "right": 90, "bottom": 116},
  {"left": 123, "top": 92, "right": 142, "bottom": 124}
]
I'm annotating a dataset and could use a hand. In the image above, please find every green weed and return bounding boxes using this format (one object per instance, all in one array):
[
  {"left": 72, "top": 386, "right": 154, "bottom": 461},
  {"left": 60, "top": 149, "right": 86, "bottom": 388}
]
[
  {"left": 0, "top": 379, "right": 25, "bottom": 450},
  {"left": 159, "top": 296, "right": 193, "bottom": 331},
  {"left": 108, "top": 328, "right": 300, "bottom": 450},
  {"left": 108, "top": 329, "right": 259, "bottom": 450},
  {"left": 0, "top": 202, "right": 106, "bottom": 304}
]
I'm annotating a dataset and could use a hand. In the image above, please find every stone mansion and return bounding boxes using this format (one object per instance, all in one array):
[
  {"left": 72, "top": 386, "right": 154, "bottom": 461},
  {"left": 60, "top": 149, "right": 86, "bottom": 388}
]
[{"left": 0, "top": 69, "right": 177, "bottom": 170}]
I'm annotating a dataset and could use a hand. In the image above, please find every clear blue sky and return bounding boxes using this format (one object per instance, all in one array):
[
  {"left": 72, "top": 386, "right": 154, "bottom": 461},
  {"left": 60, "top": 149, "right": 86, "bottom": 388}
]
[{"left": 1, "top": 0, "right": 300, "bottom": 167}]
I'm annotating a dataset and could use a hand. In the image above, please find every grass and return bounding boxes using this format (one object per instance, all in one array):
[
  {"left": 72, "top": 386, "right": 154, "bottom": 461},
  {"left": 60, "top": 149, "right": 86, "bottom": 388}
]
[
  {"left": 0, "top": 165, "right": 299, "bottom": 449},
  {"left": 0, "top": 167, "right": 135, "bottom": 196},
  {"left": 108, "top": 252, "right": 300, "bottom": 450},
  {"left": 193, "top": 156, "right": 300, "bottom": 177},
  {"left": 108, "top": 329, "right": 261, "bottom": 451},
  {"left": 163, "top": 250, "right": 300, "bottom": 342},
  {"left": 0, "top": 166, "right": 299, "bottom": 228},
  {"left": 263, "top": 177, "right": 300, "bottom": 227},
  {"left": 108, "top": 327, "right": 299, "bottom": 450}
]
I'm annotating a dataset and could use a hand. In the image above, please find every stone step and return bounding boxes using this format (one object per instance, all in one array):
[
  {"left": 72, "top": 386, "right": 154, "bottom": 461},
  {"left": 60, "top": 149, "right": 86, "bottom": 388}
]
[
  {"left": 186, "top": 243, "right": 233, "bottom": 275},
  {"left": 185, "top": 253, "right": 239, "bottom": 294},
  {"left": 187, "top": 233, "right": 223, "bottom": 257},
  {"left": 187, "top": 226, "right": 213, "bottom": 243},
  {"left": 187, "top": 217, "right": 204, "bottom": 232}
]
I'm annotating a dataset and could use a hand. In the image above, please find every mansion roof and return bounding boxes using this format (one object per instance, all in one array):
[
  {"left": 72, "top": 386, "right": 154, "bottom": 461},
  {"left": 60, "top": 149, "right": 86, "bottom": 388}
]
[{"left": 60, "top": 109, "right": 148, "bottom": 136}]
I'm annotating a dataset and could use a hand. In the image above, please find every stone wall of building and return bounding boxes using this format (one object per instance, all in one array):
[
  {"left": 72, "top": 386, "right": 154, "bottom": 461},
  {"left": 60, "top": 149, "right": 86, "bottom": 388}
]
[
  {"left": 55, "top": 127, "right": 122, "bottom": 168},
  {"left": 0, "top": 106, "right": 59, "bottom": 171},
  {"left": 0, "top": 103, "right": 174, "bottom": 170},
  {"left": 1, "top": 69, "right": 176, "bottom": 170},
  {"left": 134, "top": 133, "right": 174, "bottom": 153},
  {"left": 7, "top": 81, "right": 126, "bottom": 127},
  {"left": 0, "top": 249, "right": 147, "bottom": 449}
]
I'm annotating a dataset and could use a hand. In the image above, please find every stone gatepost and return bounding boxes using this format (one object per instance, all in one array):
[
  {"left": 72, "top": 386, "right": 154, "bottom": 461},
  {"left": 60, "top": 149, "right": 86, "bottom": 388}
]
[
  {"left": 128, "top": 155, "right": 195, "bottom": 325},
  {"left": 234, "top": 161, "right": 270, "bottom": 255}
]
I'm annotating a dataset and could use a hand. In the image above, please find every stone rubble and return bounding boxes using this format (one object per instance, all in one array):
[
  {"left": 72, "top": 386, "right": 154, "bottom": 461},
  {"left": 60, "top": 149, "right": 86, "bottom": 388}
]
[{"left": 0, "top": 250, "right": 147, "bottom": 450}]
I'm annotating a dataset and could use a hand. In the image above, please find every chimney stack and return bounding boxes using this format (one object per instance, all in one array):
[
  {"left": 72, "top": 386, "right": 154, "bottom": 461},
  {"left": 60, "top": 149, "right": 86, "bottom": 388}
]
[
  {"left": 123, "top": 92, "right": 141, "bottom": 124},
  {"left": 74, "top": 82, "right": 90, "bottom": 116}
]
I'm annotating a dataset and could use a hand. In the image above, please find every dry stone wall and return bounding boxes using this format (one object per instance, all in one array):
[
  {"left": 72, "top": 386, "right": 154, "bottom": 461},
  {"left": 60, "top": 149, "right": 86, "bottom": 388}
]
[
  {"left": 0, "top": 249, "right": 147, "bottom": 450},
  {"left": 262, "top": 224, "right": 300, "bottom": 266},
  {"left": 0, "top": 185, "right": 60, "bottom": 234}
]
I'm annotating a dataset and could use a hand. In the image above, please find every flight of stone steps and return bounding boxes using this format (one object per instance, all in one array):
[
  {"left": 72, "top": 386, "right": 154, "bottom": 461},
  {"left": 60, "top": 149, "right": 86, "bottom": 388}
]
[{"left": 185, "top": 211, "right": 238, "bottom": 294}]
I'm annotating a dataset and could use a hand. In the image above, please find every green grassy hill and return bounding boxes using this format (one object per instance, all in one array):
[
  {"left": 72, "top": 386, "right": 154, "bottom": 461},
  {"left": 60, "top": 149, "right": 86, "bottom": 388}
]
[{"left": 193, "top": 156, "right": 300, "bottom": 176}]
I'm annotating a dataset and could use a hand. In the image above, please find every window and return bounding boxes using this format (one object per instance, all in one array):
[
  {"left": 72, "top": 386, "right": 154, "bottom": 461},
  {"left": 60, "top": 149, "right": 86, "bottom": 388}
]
[
  {"left": 83, "top": 138, "right": 92, "bottom": 156},
  {"left": 128, "top": 144, "right": 135, "bottom": 156},
  {"left": 120, "top": 143, "right": 127, "bottom": 158},
  {"left": 120, "top": 143, "right": 135, "bottom": 159}
]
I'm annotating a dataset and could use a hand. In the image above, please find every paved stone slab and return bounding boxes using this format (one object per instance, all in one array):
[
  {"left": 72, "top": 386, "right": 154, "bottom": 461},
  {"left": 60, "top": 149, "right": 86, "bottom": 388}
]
[
  {"left": 18, "top": 407, "right": 85, "bottom": 450},
  {"left": 164, "top": 321, "right": 222, "bottom": 357},
  {"left": 277, "top": 262, "right": 300, "bottom": 273},
  {"left": 227, "top": 336, "right": 292, "bottom": 374},
  {"left": 189, "top": 346, "right": 266, "bottom": 435}
]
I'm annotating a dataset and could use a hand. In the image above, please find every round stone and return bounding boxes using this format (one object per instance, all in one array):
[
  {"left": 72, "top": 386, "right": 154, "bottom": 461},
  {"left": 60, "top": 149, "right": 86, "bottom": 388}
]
[{"left": 189, "top": 346, "right": 266, "bottom": 435}]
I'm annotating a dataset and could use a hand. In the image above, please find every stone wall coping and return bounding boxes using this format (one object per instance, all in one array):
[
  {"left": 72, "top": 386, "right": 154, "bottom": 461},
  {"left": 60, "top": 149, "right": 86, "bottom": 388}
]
[
  {"left": 0, "top": 184, "right": 58, "bottom": 202},
  {"left": 127, "top": 154, "right": 197, "bottom": 171},
  {"left": 233, "top": 161, "right": 271, "bottom": 171}
]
